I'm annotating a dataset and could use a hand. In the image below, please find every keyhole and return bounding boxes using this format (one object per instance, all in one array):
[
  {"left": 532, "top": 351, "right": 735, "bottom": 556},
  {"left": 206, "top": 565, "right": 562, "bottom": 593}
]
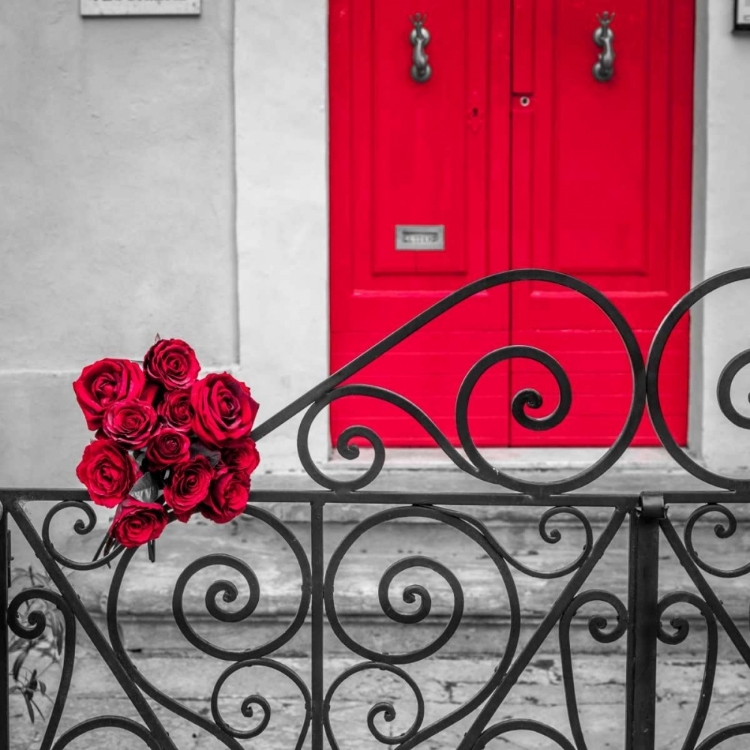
[{"left": 520, "top": 96, "right": 531, "bottom": 107}]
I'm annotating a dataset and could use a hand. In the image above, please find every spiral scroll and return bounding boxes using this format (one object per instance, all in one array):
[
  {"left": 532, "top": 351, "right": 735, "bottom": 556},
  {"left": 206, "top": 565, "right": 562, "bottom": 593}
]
[
  {"left": 323, "top": 662, "right": 425, "bottom": 749},
  {"left": 170, "top": 505, "right": 311, "bottom": 660},
  {"left": 211, "top": 659, "right": 311, "bottom": 748},
  {"left": 684, "top": 504, "right": 750, "bottom": 578},
  {"left": 42, "top": 500, "right": 124, "bottom": 571},
  {"left": 647, "top": 266, "right": 750, "bottom": 490},
  {"left": 324, "top": 505, "right": 519, "bottom": 666},
  {"left": 323, "top": 504, "right": 527, "bottom": 748},
  {"left": 8, "top": 588, "right": 77, "bottom": 750},
  {"left": 296, "top": 385, "right": 481, "bottom": 491},
  {"left": 657, "top": 591, "right": 717, "bottom": 749},
  {"left": 289, "top": 269, "right": 645, "bottom": 495},
  {"left": 442, "top": 505, "right": 594, "bottom": 579},
  {"left": 559, "top": 590, "right": 628, "bottom": 750}
]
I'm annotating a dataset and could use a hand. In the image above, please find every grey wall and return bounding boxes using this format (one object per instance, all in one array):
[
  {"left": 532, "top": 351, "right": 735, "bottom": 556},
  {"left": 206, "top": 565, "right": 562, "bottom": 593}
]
[{"left": 0, "top": 0, "right": 238, "bottom": 485}]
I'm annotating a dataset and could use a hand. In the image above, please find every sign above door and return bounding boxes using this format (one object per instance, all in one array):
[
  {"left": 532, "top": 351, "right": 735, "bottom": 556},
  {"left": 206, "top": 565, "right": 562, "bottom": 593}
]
[{"left": 80, "top": 0, "right": 201, "bottom": 16}]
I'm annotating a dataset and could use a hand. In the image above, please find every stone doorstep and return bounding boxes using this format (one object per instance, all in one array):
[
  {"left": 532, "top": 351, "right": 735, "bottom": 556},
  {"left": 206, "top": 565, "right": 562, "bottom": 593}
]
[
  {"left": 322, "top": 446, "right": 682, "bottom": 473},
  {"left": 90, "top": 612, "right": 738, "bottom": 660},
  {"left": 252, "top": 460, "right": 716, "bottom": 496}
]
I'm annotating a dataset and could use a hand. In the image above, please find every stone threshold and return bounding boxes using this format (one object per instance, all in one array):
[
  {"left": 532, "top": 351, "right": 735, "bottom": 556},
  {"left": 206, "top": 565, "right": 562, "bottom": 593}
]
[
  {"left": 323, "top": 446, "right": 679, "bottom": 473},
  {"left": 92, "top": 613, "right": 719, "bottom": 658}
]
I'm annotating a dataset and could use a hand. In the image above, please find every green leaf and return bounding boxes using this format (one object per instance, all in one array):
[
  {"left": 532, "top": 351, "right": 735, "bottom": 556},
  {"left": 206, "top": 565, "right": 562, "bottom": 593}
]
[{"left": 129, "top": 473, "right": 159, "bottom": 504}]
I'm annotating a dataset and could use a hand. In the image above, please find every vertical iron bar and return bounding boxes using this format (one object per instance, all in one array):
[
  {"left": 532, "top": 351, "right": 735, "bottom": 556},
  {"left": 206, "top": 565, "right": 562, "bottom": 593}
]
[
  {"left": 311, "top": 500, "right": 325, "bottom": 749},
  {"left": 626, "top": 495, "right": 663, "bottom": 750},
  {"left": 0, "top": 507, "right": 9, "bottom": 750}
]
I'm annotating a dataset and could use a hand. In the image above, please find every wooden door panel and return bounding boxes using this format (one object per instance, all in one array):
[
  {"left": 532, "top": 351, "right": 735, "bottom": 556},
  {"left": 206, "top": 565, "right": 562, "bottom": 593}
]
[
  {"left": 330, "top": 0, "right": 512, "bottom": 447},
  {"left": 509, "top": 0, "right": 693, "bottom": 447}
]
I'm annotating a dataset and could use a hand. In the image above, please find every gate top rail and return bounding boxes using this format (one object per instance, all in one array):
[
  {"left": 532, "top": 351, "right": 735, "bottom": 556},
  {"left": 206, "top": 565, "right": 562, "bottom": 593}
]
[{"left": 3, "top": 489, "right": 750, "bottom": 507}]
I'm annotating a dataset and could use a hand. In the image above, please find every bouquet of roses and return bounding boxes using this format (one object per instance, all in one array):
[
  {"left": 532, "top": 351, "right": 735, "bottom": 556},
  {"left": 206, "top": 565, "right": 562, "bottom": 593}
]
[{"left": 73, "top": 338, "right": 260, "bottom": 553}]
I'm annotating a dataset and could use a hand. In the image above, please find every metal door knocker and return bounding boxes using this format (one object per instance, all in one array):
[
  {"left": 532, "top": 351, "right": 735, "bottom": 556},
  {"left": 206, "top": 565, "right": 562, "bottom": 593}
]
[
  {"left": 593, "top": 11, "right": 615, "bottom": 82},
  {"left": 410, "top": 13, "right": 432, "bottom": 83}
]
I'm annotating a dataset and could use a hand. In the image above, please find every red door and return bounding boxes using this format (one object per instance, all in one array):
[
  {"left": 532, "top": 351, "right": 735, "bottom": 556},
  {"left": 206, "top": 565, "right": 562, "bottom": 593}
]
[
  {"left": 329, "top": 0, "right": 693, "bottom": 448},
  {"left": 508, "top": 0, "right": 693, "bottom": 445},
  {"left": 329, "top": 0, "right": 513, "bottom": 446}
]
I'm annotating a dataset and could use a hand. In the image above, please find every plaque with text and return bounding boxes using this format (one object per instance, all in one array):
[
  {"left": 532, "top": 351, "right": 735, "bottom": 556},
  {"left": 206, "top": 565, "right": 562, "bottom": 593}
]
[
  {"left": 395, "top": 225, "right": 445, "bottom": 251},
  {"left": 81, "top": 0, "right": 200, "bottom": 17}
]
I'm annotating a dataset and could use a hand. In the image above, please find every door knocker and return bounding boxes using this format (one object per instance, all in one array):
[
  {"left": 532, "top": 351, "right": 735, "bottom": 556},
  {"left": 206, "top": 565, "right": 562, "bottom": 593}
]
[
  {"left": 593, "top": 11, "right": 615, "bottom": 82},
  {"left": 410, "top": 13, "right": 432, "bottom": 83}
]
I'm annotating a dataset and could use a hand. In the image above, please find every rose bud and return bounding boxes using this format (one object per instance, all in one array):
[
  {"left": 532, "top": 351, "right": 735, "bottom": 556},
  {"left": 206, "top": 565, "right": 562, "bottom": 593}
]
[
  {"left": 73, "top": 358, "right": 146, "bottom": 431},
  {"left": 163, "top": 455, "right": 213, "bottom": 521},
  {"left": 157, "top": 388, "right": 193, "bottom": 432},
  {"left": 144, "top": 338, "right": 201, "bottom": 391},
  {"left": 145, "top": 428, "right": 191, "bottom": 471},
  {"left": 221, "top": 439, "right": 260, "bottom": 475},
  {"left": 109, "top": 498, "right": 168, "bottom": 548},
  {"left": 201, "top": 469, "right": 251, "bottom": 524},
  {"left": 102, "top": 399, "right": 157, "bottom": 450},
  {"left": 76, "top": 439, "right": 140, "bottom": 508},
  {"left": 191, "top": 373, "right": 259, "bottom": 448}
]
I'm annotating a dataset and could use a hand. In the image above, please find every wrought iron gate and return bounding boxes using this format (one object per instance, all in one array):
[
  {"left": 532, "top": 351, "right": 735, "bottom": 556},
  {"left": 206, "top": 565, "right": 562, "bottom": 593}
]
[{"left": 3, "top": 268, "right": 750, "bottom": 749}]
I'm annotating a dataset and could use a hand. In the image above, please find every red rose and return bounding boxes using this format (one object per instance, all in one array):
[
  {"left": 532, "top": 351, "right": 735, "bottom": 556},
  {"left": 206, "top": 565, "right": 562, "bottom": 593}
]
[
  {"left": 73, "top": 358, "right": 146, "bottom": 431},
  {"left": 102, "top": 399, "right": 157, "bottom": 450},
  {"left": 144, "top": 339, "right": 201, "bottom": 391},
  {"left": 191, "top": 373, "right": 259, "bottom": 448},
  {"left": 221, "top": 439, "right": 260, "bottom": 474},
  {"left": 145, "top": 428, "right": 191, "bottom": 470},
  {"left": 109, "top": 498, "right": 168, "bottom": 548},
  {"left": 157, "top": 389, "right": 193, "bottom": 432},
  {"left": 163, "top": 455, "right": 213, "bottom": 521},
  {"left": 76, "top": 439, "right": 140, "bottom": 508},
  {"left": 201, "top": 469, "right": 250, "bottom": 524}
]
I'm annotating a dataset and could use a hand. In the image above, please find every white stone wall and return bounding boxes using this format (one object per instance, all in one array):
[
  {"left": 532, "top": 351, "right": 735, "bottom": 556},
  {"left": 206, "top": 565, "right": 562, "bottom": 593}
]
[
  {"left": 234, "top": 0, "right": 329, "bottom": 472},
  {"left": 695, "top": 2, "right": 750, "bottom": 472},
  {"left": 0, "top": 1, "right": 238, "bottom": 486}
]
